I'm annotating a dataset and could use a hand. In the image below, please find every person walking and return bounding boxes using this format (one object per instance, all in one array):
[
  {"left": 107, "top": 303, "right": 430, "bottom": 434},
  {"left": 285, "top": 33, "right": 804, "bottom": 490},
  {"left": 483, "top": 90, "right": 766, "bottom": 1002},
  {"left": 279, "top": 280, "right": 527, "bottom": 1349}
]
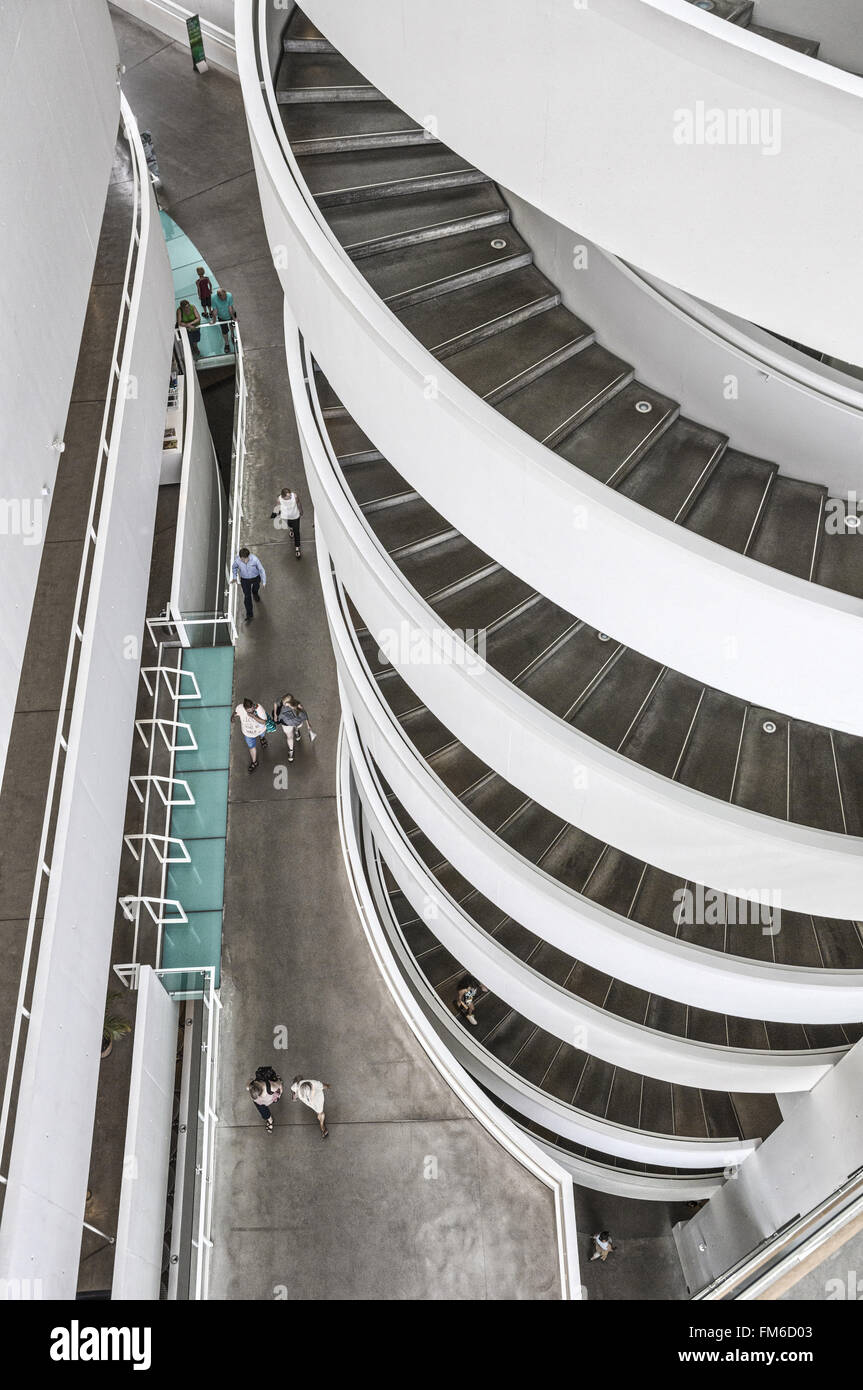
[
  {"left": 213, "top": 285, "right": 237, "bottom": 354},
  {"left": 271, "top": 486, "right": 304, "bottom": 559},
  {"left": 231, "top": 697, "right": 268, "bottom": 772},
  {"left": 176, "top": 298, "right": 202, "bottom": 358},
  {"left": 272, "top": 693, "right": 315, "bottom": 762},
  {"left": 589, "top": 1231, "right": 616, "bottom": 1262},
  {"left": 195, "top": 265, "right": 213, "bottom": 317},
  {"left": 247, "top": 1066, "right": 283, "bottom": 1134},
  {"left": 231, "top": 547, "right": 266, "bottom": 622},
  {"left": 291, "top": 1076, "right": 330, "bottom": 1139},
  {"left": 454, "top": 976, "right": 487, "bottom": 1027}
]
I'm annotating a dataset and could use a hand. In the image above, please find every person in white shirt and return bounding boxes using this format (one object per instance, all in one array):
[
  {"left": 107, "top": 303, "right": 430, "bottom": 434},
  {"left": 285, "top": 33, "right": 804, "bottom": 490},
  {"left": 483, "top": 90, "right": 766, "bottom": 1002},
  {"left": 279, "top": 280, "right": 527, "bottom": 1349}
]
[
  {"left": 271, "top": 486, "right": 304, "bottom": 559},
  {"left": 291, "top": 1076, "right": 330, "bottom": 1139},
  {"left": 590, "top": 1230, "right": 615, "bottom": 1262},
  {"left": 231, "top": 697, "right": 268, "bottom": 773}
]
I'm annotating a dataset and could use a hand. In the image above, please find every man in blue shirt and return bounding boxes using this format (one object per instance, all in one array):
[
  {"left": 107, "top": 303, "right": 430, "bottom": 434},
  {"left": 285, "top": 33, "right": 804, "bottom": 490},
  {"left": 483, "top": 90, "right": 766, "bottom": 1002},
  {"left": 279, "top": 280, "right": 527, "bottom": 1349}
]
[
  {"left": 231, "top": 547, "right": 266, "bottom": 622},
  {"left": 213, "top": 287, "right": 236, "bottom": 354}
]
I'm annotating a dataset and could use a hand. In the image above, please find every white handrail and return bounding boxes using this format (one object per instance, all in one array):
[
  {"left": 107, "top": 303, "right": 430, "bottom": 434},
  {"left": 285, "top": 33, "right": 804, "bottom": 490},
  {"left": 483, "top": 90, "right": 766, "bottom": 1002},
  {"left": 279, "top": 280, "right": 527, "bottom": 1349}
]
[
  {"left": 0, "top": 94, "right": 150, "bottom": 1184},
  {"left": 238, "top": 0, "right": 863, "bottom": 740},
  {"left": 289, "top": 314, "right": 863, "bottom": 921},
  {"left": 335, "top": 721, "right": 583, "bottom": 1299},
  {"left": 319, "top": 525, "right": 863, "bottom": 1023},
  {"left": 349, "top": 715, "right": 842, "bottom": 1095}
]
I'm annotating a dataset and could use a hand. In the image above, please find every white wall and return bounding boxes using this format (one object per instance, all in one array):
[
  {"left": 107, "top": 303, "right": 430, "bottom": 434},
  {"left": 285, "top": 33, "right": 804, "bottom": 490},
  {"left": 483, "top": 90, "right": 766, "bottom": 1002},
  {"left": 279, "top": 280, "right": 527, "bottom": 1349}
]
[
  {"left": 300, "top": 0, "right": 863, "bottom": 366},
  {"left": 675, "top": 1038, "right": 863, "bottom": 1291},
  {"left": 0, "top": 0, "right": 119, "bottom": 791},
  {"left": 504, "top": 186, "right": 863, "bottom": 492},
  {"left": 0, "top": 154, "right": 175, "bottom": 1298},
  {"left": 239, "top": 16, "right": 863, "bottom": 741},
  {"left": 112, "top": 967, "right": 179, "bottom": 1301},
  {"left": 111, "top": 0, "right": 238, "bottom": 72}
]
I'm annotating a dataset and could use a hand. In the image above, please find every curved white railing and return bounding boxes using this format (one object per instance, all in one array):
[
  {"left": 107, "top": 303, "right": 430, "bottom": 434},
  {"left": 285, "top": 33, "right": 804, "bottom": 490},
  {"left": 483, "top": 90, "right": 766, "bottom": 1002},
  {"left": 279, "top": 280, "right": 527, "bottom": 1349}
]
[
  {"left": 348, "top": 713, "right": 841, "bottom": 1094},
  {"left": 504, "top": 187, "right": 863, "bottom": 491},
  {"left": 0, "top": 95, "right": 175, "bottom": 1292},
  {"left": 238, "top": 1, "right": 863, "bottom": 740},
  {"left": 296, "top": 0, "right": 863, "bottom": 365},
  {"left": 288, "top": 314, "right": 863, "bottom": 921},
  {"left": 335, "top": 723, "right": 583, "bottom": 1298},
  {"left": 356, "top": 775, "right": 760, "bottom": 1170},
  {"left": 0, "top": 93, "right": 148, "bottom": 1189},
  {"left": 317, "top": 521, "right": 863, "bottom": 1023}
]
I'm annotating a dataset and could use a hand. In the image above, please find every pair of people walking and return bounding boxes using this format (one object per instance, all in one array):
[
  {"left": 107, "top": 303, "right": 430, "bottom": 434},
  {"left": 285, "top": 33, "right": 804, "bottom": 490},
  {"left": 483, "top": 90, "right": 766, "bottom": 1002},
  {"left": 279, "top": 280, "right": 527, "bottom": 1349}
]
[
  {"left": 230, "top": 485, "right": 304, "bottom": 625},
  {"left": 248, "top": 1066, "right": 330, "bottom": 1139},
  {"left": 232, "top": 694, "right": 315, "bottom": 771}
]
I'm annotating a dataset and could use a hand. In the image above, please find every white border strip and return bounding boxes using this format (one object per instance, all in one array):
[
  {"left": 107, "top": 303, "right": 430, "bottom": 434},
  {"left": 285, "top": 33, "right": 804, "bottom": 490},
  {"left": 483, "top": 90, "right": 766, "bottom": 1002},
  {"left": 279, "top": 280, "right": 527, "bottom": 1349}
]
[{"left": 335, "top": 720, "right": 582, "bottom": 1300}]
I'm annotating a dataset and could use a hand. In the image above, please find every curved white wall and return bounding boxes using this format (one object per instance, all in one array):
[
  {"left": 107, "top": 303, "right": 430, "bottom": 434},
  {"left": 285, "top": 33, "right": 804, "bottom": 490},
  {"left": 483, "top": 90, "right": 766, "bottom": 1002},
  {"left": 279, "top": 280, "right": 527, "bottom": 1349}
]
[
  {"left": 238, "top": 12, "right": 863, "bottom": 740},
  {"left": 349, "top": 711, "right": 839, "bottom": 1096},
  {"left": 505, "top": 187, "right": 863, "bottom": 491},
  {"left": 289, "top": 315, "right": 863, "bottom": 921},
  {"left": 315, "top": 504, "right": 863, "bottom": 1024},
  {"left": 299, "top": 0, "right": 863, "bottom": 366}
]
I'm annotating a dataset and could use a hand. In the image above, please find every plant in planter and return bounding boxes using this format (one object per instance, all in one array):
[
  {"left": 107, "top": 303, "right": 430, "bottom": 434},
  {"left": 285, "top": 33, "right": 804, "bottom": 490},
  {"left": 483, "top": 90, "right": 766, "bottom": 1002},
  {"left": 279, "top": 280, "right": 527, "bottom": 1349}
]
[{"left": 102, "top": 993, "right": 132, "bottom": 1059}]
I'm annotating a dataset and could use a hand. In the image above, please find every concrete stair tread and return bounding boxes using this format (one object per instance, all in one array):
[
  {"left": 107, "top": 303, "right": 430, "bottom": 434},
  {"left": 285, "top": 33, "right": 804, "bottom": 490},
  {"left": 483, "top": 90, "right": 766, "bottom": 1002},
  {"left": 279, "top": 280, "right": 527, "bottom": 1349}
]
[
  {"left": 481, "top": 597, "right": 577, "bottom": 684},
  {"left": 617, "top": 416, "right": 726, "bottom": 520},
  {"left": 396, "top": 264, "right": 558, "bottom": 357},
  {"left": 682, "top": 448, "right": 778, "bottom": 553},
  {"left": 280, "top": 99, "right": 422, "bottom": 145},
  {"left": 325, "top": 414, "right": 379, "bottom": 462},
  {"left": 431, "top": 567, "right": 535, "bottom": 635},
  {"left": 325, "top": 183, "right": 509, "bottom": 256},
  {"left": 569, "top": 647, "right": 665, "bottom": 747},
  {"left": 277, "top": 51, "right": 372, "bottom": 92},
  {"left": 359, "top": 223, "right": 532, "bottom": 307},
  {"left": 555, "top": 380, "right": 679, "bottom": 486},
  {"left": 747, "top": 22, "right": 820, "bottom": 56},
  {"left": 443, "top": 303, "right": 593, "bottom": 402},
  {"left": 813, "top": 505, "right": 863, "bottom": 599},
  {"left": 730, "top": 705, "right": 790, "bottom": 820},
  {"left": 788, "top": 721, "right": 846, "bottom": 834},
  {"left": 496, "top": 342, "right": 633, "bottom": 446},
  {"left": 339, "top": 456, "right": 410, "bottom": 506},
  {"left": 747, "top": 475, "right": 825, "bottom": 579},
  {"left": 285, "top": 9, "right": 327, "bottom": 41},
  {"left": 616, "top": 667, "right": 705, "bottom": 778},
  {"left": 365, "top": 494, "right": 451, "bottom": 552},
  {"left": 395, "top": 533, "right": 492, "bottom": 598},
  {"left": 297, "top": 143, "right": 478, "bottom": 201}
]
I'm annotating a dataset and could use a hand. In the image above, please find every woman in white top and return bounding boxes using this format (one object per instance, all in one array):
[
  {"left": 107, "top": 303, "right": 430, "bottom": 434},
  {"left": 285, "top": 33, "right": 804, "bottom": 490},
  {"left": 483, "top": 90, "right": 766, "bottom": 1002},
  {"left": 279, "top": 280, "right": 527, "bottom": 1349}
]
[
  {"left": 291, "top": 1076, "right": 330, "bottom": 1139},
  {"left": 271, "top": 486, "right": 304, "bottom": 559},
  {"left": 230, "top": 697, "right": 268, "bottom": 773}
]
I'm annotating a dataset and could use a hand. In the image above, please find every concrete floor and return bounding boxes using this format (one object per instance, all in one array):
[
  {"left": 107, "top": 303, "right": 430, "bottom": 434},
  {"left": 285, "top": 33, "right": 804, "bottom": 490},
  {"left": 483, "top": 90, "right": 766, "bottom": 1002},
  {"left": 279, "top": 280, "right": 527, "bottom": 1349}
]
[{"left": 111, "top": 6, "right": 564, "bottom": 1300}]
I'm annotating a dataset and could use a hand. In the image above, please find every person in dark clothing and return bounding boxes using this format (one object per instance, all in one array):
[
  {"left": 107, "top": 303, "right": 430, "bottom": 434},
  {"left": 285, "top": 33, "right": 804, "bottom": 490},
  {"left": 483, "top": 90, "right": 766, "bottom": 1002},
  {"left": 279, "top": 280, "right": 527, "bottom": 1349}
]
[
  {"left": 196, "top": 265, "right": 213, "bottom": 316},
  {"left": 247, "top": 1066, "right": 284, "bottom": 1134}
]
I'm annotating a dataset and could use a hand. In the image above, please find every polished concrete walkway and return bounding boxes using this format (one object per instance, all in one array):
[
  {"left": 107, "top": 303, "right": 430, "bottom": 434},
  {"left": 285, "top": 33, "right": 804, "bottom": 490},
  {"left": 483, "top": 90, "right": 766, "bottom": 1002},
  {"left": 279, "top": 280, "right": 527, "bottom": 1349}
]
[{"left": 111, "top": 7, "right": 563, "bottom": 1300}]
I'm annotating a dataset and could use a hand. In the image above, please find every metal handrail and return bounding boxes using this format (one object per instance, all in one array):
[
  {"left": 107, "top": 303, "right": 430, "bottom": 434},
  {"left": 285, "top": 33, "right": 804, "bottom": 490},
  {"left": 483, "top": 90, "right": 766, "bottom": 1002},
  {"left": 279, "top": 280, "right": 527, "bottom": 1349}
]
[{"left": 0, "top": 93, "right": 151, "bottom": 1189}]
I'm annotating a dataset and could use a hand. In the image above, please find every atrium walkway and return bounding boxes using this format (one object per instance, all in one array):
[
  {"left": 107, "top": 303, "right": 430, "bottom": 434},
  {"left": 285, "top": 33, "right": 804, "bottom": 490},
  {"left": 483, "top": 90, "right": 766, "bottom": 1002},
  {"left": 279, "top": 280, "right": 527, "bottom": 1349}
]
[{"left": 111, "top": 7, "right": 564, "bottom": 1300}]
